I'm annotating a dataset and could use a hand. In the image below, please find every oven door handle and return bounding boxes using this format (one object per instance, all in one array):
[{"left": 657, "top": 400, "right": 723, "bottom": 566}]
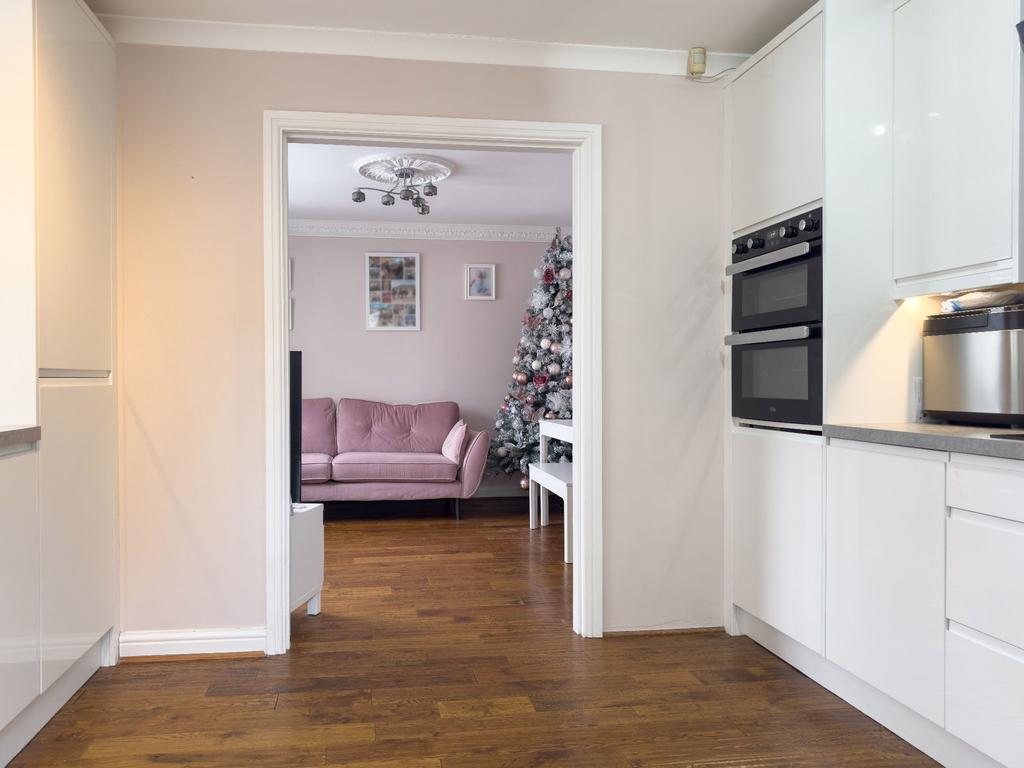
[
  {"left": 726, "top": 241, "right": 812, "bottom": 276},
  {"left": 725, "top": 326, "right": 811, "bottom": 346}
]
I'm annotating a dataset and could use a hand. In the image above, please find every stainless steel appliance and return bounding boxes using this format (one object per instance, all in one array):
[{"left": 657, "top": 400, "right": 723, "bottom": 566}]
[
  {"left": 923, "top": 305, "right": 1024, "bottom": 425},
  {"left": 726, "top": 206, "right": 824, "bottom": 427}
]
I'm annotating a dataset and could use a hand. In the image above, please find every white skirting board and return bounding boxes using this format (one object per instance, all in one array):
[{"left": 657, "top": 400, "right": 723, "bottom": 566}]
[
  {"left": 0, "top": 635, "right": 104, "bottom": 766},
  {"left": 118, "top": 627, "right": 267, "bottom": 657},
  {"left": 735, "top": 609, "right": 1002, "bottom": 768}
]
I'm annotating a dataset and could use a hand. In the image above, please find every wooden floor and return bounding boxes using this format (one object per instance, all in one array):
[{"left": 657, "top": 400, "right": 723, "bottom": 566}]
[{"left": 13, "top": 501, "right": 935, "bottom": 767}]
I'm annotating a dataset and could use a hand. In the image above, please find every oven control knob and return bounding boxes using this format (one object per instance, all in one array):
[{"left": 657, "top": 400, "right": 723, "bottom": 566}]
[
  {"left": 798, "top": 216, "right": 818, "bottom": 232},
  {"left": 779, "top": 224, "right": 797, "bottom": 238},
  {"left": 732, "top": 242, "right": 748, "bottom": 256},
  {"left": 746, "top": 236, "right": 765, "bottom": 250}
]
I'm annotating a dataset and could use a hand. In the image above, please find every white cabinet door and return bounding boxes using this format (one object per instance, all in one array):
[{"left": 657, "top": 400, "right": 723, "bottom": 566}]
[
  {"left": 35, "top": 0, "right": 116, "bottom": 371},
  {"left": 0, "top": 449, "right": 40, "bottom": 730},
  {"left": 729, "top": 12, "right": 823, "bottom": 232},
  {"left": 825, "top": 440, "right": 946, "bottom": 726},
  {"left": 732, "top": 428, "right": 824, "bottom": 653},
  {"left": 39, "top": 382, "right": 117, "bottom": 689},
  {"left": 893, "top": 0, "right": 1020, "bottom": 293},
  {"left": 947, "top": 625, "right": 1024, "bottom": 768}
]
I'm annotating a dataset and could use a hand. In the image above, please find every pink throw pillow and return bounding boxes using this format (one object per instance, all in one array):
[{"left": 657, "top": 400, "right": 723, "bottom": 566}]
[{"left": 442, "top": 420, "right": 468, "bottom": 464}]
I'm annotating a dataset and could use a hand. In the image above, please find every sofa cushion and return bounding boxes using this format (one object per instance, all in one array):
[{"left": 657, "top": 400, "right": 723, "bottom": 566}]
[
  {"left": 301, "top": 453, "right": 332, "bottom": 484},
  {"left": 441, "top": 420, "right": 468, "bottom": 464},
  {"left": 302, "top": 398, "right": 337, "bottom": 455},
  {"left": 331, "top": 452, "right": 459, "bottom": 483},
  {"left": 337, "top": 399, "right": 459, "bottom": 454}
]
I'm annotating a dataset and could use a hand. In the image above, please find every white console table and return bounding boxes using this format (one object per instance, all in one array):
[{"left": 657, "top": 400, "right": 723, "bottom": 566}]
[{"left": 528, "top": 419, "right": 574, "bottom": 563}]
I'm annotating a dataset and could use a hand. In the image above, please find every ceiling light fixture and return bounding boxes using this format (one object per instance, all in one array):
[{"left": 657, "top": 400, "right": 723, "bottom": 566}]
[{"left": 351, "top": 154, "right": 453, "bottom": 216}]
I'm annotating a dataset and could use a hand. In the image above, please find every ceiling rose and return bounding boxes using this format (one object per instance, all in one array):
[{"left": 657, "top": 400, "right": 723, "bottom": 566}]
[
  {"left": 355, "top": 154, "right": 453, "bottom": 186},
  {"left": 350, "top": 154, "right": 453, "bottom": 216}
]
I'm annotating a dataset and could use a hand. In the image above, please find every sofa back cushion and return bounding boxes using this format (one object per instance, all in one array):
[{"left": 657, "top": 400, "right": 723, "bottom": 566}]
[
  {"left": 337, "top": 399, "right": 459, "bottom": 454},
  {"left": 302, "top": 398, "right": 338, "bottom": 455}
]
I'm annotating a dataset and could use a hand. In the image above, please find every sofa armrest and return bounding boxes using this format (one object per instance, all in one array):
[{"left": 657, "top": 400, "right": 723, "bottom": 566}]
[{"left": 458, "top": 429, "right": 490, "bottom": 498}]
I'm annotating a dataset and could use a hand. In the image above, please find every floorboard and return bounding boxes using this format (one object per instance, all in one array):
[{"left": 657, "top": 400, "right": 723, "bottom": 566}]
[{"left": 11, "top": 501, "right": 936, "bottom": 767}]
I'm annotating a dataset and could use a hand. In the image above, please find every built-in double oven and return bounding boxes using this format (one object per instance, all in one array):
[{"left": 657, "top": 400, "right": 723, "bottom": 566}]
[{"left": 726, "top": 206, "right": 823, "bottom": 428}]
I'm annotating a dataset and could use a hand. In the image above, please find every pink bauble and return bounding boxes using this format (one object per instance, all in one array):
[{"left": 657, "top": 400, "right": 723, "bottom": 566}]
[
  {"left": 501, "top": 404, "right": 510, "bottom": 413},
  {"left": 515, "top": 372, "right": 528, "bottom": 384},
  {"left": 525, "top": 393, "right": 536, "bottom": 404},
  {"left": 545, "top": 410, "right": 556, "bottom": 419},
  {"left": 520, "top": 476, "right": 530, "bottom": 490},
  {"left": 564, "top": 374, "right": 573, "bottom": 387},
  {"left": 550, "top": 342, "right": 562, "bottom": 354}
]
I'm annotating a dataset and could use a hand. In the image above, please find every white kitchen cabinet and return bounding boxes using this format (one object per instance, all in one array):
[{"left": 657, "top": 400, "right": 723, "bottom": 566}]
[
  {"left": 947, "top": 624, "right": 1024, "bottom": 768},
  {"left": 35, "top": 0, "right": 116, "bottom": 371},
  {"left": 728, "top": 8, "right": 823, "bottom": 232},
  {"left": 893, "top": 0, "right": 1022, "bottom": 297},
  {"left": 948, "top": 510, "right": 1024, "bottom": 652},
  {"left": 38, "top": 381, "right": 117, "bottom": 690},
  {"left": 0, "top": 448, "right": 40, "bottom": 731},
  {"left": 732, "top": 427, "right": 824, "bottom": 653},
  {"left": 825, "top": 439, "right": 946, "bottom": 726}
]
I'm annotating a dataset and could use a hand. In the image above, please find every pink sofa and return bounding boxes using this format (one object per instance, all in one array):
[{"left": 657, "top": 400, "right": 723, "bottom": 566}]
[{"left": 300, "top": 398, "right": 489, "bottom": 517}]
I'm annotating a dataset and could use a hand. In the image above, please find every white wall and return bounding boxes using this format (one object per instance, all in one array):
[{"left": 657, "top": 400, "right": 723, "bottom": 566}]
[
  {"left": 118, "top": 44, "right": 726, "bottom": 635},
  {"left": 289, "top": 236, "right": 547, "bottom": 432}
]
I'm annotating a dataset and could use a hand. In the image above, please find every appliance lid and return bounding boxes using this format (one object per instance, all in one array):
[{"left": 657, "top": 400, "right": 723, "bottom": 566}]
[{"left": 924, "top": 304, "right": 1024, "bottom": 336}]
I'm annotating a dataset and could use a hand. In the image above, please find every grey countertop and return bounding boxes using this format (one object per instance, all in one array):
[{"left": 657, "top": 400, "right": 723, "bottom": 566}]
[
  {"left": 0, "top": 425, "right": 41, "bottom": 450},
  {"left": 824, "top": 422, "right": 1024, "bottom": 461}
]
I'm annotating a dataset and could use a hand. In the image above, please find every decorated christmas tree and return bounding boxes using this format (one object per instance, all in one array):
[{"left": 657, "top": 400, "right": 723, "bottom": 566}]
[{"left": 490, "top": 230, "right": 573, "bottom": 488}]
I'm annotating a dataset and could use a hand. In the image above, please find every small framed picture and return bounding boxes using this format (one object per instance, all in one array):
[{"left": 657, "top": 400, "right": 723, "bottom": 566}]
[
  {"left": 366, "top": 252, "right": 420, "bottom": 331},
  {"left": 465, "top": 263, "right": 496, "bottom": 300}
]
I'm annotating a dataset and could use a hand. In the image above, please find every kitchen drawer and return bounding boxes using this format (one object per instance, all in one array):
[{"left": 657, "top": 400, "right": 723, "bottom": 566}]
[
  {"left": 947, "top": 624, "right": 1024, "bottom": 768},
  {"left": 947, "top": 453, "right": 1024, "bottom": 525},
  {"left": 948, "top": 510, "right": 1024, "bottom": 650}
]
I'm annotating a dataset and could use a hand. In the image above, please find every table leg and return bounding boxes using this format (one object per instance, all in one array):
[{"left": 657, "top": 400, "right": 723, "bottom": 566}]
[
  {"left": 539, "top": 434, "right": 550, "bottom": 526},
  {"left": 529, "top": 475, "right": 539, "bottom": 529}
]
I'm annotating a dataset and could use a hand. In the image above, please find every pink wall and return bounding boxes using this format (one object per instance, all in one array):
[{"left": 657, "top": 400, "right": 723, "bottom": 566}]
[
  {"left": 288, "top": 235, "right": 546, "bottom": 445},
  {"left": 118, "top": 44, "right": 725, "bottom": 636}
]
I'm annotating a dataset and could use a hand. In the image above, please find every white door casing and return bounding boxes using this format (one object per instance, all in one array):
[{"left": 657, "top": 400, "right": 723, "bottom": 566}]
[{"left": 262, "top": 111, "right": 603, "bottom": 654}]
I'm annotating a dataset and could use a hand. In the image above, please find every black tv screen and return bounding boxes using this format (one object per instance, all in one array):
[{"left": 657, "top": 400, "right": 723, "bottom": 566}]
[{"left": 289, "top": 350, "right": 302, "bottom": 503}]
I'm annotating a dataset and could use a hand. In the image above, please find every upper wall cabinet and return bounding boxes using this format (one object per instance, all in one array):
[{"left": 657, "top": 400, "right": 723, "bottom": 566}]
[
  {"left": 893, "top": 0, "right": 1022, "bottom": 298},
  {"left": 36, "top": 0, "right": 116, "bottom": 372},
  {"left": 728, "top": 10, "right": 823, "bottom": 233}
]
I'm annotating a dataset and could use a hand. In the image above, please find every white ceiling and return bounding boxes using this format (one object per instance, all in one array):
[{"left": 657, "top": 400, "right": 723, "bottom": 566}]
[
  {"left": 287, "top": 143, "right": 572, "bottom": 226},
  {"left": 86, "top": 0, "right": 816, "bottom": 54}
]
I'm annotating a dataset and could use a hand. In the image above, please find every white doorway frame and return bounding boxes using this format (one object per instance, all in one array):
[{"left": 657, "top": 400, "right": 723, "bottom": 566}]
[{"left": 262, "top": 110, "right": 603, "bottom": 655}]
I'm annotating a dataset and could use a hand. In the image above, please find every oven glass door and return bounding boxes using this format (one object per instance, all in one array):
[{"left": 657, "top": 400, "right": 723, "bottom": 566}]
[
  {"left": 732, "top": 332, "right": 823, "bottom": 425},
  {"left": 731, "top": 247, "right": 822, "bottom": 332}
]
